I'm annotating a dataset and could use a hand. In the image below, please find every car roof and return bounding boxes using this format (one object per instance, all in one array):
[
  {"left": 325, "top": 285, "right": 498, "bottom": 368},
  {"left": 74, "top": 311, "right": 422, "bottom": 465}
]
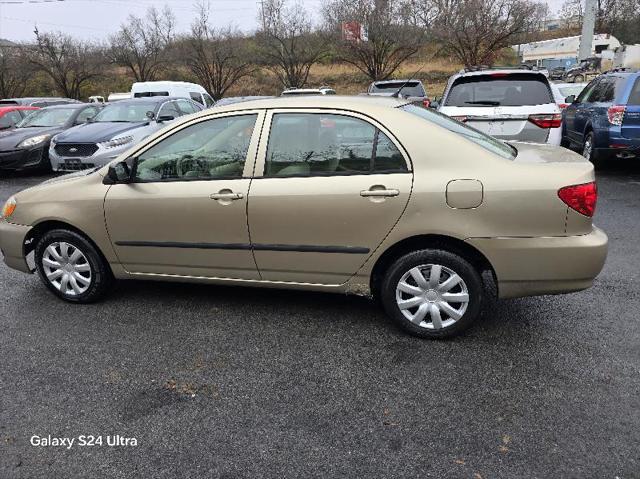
[
  {"left": 455, "top": 69, "right": 548, "bottom": 78},
  {"left": 107, "top": 96, "right": 186, "bottom": 105},
  {"left": 41, "top": 103, "right": 95, "bottom": 110},
  {"left": 190, "top": 95, "right": 410, "bottom": 115},
  {"left": 372, "top": 79, "right": 422, "bottom": 85}
]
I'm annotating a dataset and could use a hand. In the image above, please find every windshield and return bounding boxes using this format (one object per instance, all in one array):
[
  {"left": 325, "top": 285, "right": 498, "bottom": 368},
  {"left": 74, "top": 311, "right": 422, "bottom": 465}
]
[
  {"left": 445, "top": 73, "right": 553, "bottom": 107},
  {"left": 371, "top": 82, "right": 425, "bottom": 97},
  {"left": 400, "top": 104, "right": 515, "bottom": 160},
  {"left": 93, "top": 102, "right": 156, "bottom": 122},
  {"left": 17, "top": 108, "right": 75, "bottom": 128}
]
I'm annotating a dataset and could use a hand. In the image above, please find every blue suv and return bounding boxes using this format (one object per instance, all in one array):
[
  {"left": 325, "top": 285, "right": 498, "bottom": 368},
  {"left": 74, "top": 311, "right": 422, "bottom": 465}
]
[{"left": 561, "top": 69, "right": 640, "bottom": 165}]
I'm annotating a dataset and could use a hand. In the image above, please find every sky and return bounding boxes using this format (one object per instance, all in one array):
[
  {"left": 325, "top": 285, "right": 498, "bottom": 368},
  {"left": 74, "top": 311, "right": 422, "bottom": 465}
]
[{"left": 0, "top": 0, "right": 566, "bottom": 43}]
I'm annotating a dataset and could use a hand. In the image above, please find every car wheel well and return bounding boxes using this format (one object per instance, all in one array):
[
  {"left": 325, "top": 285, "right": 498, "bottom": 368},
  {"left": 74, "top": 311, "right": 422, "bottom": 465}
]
[
  {"left": 370, "top": 234, "right": 496, "bottom": 299},
  {"left": 24, "top": 221, "right": 111, "bottom": 273}
]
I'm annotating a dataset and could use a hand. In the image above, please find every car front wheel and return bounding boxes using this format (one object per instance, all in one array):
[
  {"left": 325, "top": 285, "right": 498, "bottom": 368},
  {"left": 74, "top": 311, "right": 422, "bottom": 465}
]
[
  {"left": 34, "top": 229, "right": 113, "bottom": 303},
  {"left": 380, "top": 249, "right": 483, "bottom": 338}
]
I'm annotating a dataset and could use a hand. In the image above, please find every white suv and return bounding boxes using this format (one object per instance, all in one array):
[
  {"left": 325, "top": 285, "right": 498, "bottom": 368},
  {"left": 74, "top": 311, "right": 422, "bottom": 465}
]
[
  {"left": 438, "top": 68, "right": 562, "bottom": 145},
  {"left": 281, "top": 86, "right": 336, "bottom": 96}
]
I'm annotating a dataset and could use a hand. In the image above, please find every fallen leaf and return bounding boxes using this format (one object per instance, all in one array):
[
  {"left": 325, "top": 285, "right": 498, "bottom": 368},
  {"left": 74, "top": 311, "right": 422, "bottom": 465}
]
[{"left": 454, "top": 459, "right": 465, "bottom": 465}]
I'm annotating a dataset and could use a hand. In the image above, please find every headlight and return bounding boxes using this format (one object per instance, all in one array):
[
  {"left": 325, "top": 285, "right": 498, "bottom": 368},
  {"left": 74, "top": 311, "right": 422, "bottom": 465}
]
[
  {"left": 17, "top": 134, "right": 51, "bottom": 149},
  {"left": 1, "top": 196, "right": 16, "bottom": 219},
  {"left": 98, "top": 136, "right": 134, "bottom": 149}
]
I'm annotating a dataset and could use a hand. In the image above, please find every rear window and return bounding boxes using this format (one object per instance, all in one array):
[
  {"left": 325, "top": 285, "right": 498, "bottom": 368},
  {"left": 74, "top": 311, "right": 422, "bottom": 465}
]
[
  {"left": 134, "top": 91, "right": 169, "bottom": 98},
  {"left": 445, "top": 73, "right": 553, "bottom": 107},
  {"left": 400, "top": 104, "right": 515, "bottom": 160},
  {"left": 371, "top": 81, "right": 425, "bottom": 97},
  {"left": 628, "top": 78, "right": 640, "bottom": 105}
]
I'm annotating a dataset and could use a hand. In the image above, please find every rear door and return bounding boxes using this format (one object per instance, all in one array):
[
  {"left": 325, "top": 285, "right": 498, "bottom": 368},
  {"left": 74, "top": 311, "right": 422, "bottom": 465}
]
[
  {"left": 622, "top": 76, "right": 640, "bottom": 140},
  {"left": 247, "top": 109, "right": 413, "bottom": 285},
  {"left": 439, "top": 73, "right": 558, "bottom": 143}
]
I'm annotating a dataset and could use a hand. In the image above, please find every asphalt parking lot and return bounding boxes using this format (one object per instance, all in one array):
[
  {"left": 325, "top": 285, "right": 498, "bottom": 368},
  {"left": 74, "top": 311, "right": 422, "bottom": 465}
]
[{"left": 1, "top": 163, "right": 639, "bottom": 478}]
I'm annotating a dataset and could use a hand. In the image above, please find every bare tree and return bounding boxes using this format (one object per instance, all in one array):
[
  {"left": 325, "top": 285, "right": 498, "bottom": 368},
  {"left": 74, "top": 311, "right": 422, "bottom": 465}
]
[
  {"left": 184, "top": 2, "right": 256, "bottom": 100},
  {"left": 0, "top": 44, "right": 33, "bottom": 98},
  {"left": 29, "top": 29, "right": 104, "bottom": 99},
  {"left": 258, "top": 0, "right": 328, "bottom": 88},
  {"left": 323, "top": 0, "right": 424, "bottom": 81},
  {"left": 418, "top": 0, "right": 547, "bottom": 67},
  {"left": 108, "top": 6, "right": 176, "bottom": 82}
]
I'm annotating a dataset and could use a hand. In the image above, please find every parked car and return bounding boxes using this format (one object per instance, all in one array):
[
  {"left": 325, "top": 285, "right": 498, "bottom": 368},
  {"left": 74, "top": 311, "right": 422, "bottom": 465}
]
[
  {"left": 367, "top": 79, "right": 430, "bottom": 107},
  {"left": 131, "top": 81, "right": 215, "bottom": 108},
  {"left": 0, "top": 106, "right": 39, "bottom": 131},
  {"left": 0, "top": 96, "right": 607, "bottom": 339},
  {"left": 0, "top": 103, "right": 102, "bottom": 172},
  {"left": 0, "top": 97, "right": 81, "bottom": 108},
  {"left": 49, "top": 97, "right": 204, "bottom": 172},
  {"left": 281, "top": 87, "right": 336, "bottom": 96},
  {"left": 551, "top": 82, "right": 587, "bottom": 109},
  {"left": 564, "top": 57, "right": 602, "bottom": 83},
  {"left": 562, "top": 69, "right": 640, "bottom": 163},
  {"left": 439, "top": 68, "right": 562, "bottom": 145},
  {"left": 214, "top": 96, "right": 274, "bottom": 107},
  {"left": 549, "top": 66, "right": 567, "bottom": 81}
]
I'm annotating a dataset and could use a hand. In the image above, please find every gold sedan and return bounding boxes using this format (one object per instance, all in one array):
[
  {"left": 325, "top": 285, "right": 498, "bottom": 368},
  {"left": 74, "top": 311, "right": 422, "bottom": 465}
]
[{"left": 0, "top": 96, "right": 608, "bottom": 338}]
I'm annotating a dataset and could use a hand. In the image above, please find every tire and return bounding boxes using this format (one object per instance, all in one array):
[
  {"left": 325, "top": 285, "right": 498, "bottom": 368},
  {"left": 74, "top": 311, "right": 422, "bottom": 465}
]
[
  {"left": 574, "top": 74, "right": 584, "bottom": 83},
  {"left": 582, "top": 131, "right": 604, "bottom": 168},
  {"left": 380, "top": 249, "right": 483, "bottom": 339},
  {"left": 34, "top": 229, "right": 113, "bottom": 303}
]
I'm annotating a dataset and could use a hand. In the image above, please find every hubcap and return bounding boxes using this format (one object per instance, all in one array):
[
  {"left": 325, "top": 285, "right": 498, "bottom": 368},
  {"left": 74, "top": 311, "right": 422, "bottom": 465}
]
[
  {"left": 583, "top": 137, "right": 592, "bottom": 159},
  {"left": 42, "top": 242, "right": 92, "bottom": 296},
  {"left": 395, "top": 264, "right": 469, "bottom": 330}
]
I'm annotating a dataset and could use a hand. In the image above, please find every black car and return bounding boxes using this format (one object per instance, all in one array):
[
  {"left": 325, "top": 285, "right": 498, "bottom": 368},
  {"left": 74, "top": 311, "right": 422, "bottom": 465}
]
[
  {"left": 0, "top": 103, "right": 103, "bottom": 173},
  {"left": 549, "top": 66, "right": 566, "bottom": 81}
]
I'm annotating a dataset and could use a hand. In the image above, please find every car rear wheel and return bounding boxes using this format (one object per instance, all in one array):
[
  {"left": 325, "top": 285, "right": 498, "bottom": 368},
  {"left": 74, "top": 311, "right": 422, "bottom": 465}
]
[
  {"left": 380, "top": 249, "right": 483, "bottom": 338},
  {"left": 34, "top": 229, "right": 113, "bottom": 303},
  {"left": 582, "top": 132, "right": 603, "bottom": 167}
]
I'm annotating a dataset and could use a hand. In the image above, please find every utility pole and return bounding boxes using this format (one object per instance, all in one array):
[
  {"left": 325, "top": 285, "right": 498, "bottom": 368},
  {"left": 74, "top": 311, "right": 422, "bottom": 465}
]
[{"left": 578, "top": 0, "right": 597, "bottom": 60}]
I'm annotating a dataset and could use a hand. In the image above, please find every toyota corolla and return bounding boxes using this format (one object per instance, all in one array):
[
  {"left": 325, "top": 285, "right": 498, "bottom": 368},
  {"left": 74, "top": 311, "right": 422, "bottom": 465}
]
[{"left": 0, "top": 96, "right": 607, "bottom": 338}]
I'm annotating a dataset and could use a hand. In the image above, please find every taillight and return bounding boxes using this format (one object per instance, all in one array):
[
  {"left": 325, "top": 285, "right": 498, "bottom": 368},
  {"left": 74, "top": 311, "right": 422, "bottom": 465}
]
[
  {"left": 528, "top": 113, "right": 562, "bottom": 128},
  {"left": 558, "top": 103, "right": 569, "bottom": 109},
  {"left": 422, "top": 98, "right": 431, "bottom": 108},
  {"left": 451, "top": 115, "right": 467, "bottom": 123},
  {"left": 558, "top": 182, "right": 597, "bottom": 217},
  {"left": 607, "top": 105, "right": 626, "bottom": 125}
]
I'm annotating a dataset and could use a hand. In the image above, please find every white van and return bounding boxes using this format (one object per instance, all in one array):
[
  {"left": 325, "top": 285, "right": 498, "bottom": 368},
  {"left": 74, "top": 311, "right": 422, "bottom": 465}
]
[
  {"left": 131, "top": 81, "right": 215, "bottom": 108},
  {"left": 107, "top": 92, "right": 131, "bottom": 102}
]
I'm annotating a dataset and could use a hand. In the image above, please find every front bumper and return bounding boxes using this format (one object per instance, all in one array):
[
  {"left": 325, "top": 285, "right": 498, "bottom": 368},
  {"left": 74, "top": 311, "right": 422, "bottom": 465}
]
[
  {"left": 467, "top": 226, "right": 608, "bottom": 299},
  {"left": 0, "top": 146, "right": 47, "bottom": 171},
  {"left": 49, "top": 144, "right": 124, "bottom": 172},
  {"left": 0, "top": 220, "right": 32, "bottom": 273}
]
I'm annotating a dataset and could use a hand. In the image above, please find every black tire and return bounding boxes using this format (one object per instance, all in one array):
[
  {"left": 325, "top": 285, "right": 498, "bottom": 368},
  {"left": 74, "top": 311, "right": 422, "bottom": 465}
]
[
  {"left": 582, "top": 131, "right": 604, "bottom": 168},
  {"left": 380, "top": 249, "right": 483, "bottom": 339},
  {"left": 34, "top": 229, "right": 113, "bottom": 303}
]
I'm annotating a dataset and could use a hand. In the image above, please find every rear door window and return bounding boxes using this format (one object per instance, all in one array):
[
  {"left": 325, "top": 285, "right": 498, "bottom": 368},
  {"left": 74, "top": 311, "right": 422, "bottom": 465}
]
[
  {"left": 445, "top": 73, "right": 553, "bottom": 106},
  {"left": 264, "top": 113, "right": 407, "bottom": 177}
]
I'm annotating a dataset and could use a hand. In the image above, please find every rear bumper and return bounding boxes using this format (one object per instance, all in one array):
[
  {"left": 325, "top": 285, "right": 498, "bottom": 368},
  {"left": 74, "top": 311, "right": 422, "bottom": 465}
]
[
  {"left": 0, "top": 147, "right": 47, "bottom": 171},
  {"left": 0, "top": 220, "right": 32, "bottom": 273},
  {"left": 467, "top": 226, "right": 608, "bottom": 299}
]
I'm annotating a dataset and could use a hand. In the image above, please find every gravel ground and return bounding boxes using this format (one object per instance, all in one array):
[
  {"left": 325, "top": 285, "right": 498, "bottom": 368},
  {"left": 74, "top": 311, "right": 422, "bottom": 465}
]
[{"left": 0, "top": 163, "right": 639, "bottom": 478}]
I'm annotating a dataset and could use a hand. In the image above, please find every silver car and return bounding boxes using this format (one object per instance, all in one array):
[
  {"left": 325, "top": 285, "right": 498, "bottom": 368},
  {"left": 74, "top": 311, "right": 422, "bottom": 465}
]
[{"left": 49, "top": 97, "right": 203, "bottom": 172}]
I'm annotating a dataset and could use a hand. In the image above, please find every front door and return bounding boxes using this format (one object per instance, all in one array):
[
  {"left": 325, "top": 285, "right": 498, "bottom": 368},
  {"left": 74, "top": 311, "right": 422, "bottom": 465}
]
[
  {"left": 105, "top": 111, "right": 264, "bottom": 279},
  {"left": 247, "top": 110, "right": 413, "bottom": 285}
]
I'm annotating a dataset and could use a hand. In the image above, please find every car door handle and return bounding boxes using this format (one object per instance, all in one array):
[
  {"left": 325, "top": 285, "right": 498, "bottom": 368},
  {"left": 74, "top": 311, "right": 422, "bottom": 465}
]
[
  {"left": 360, "top": 188, "right": 399, "bottom": 197},
  {"left": 210, "top": 192, "right": 243, "bottom": 200}
]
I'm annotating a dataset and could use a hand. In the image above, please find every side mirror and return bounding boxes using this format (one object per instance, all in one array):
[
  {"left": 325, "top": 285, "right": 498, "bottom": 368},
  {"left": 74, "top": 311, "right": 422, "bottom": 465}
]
[
  {"left": 103, "top": 160, "right": 133, "bottom": 185},
  {"left": 430, "top": 97, "right": 441, "bottom": 109},
  {"left": 565, "top": 95, "right": 576, "bottom": 104},
  {"left": 146, "top": 111, "right": 155, "bottom": 121},
  {"left": 157, "top": 115, "right": 175, "bottom": 123}
]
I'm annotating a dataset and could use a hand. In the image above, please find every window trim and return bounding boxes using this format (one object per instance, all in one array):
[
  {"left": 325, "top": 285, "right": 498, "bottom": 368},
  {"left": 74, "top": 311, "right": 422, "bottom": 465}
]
[
  {"left": 128, "top": 110, "right": 265, "bottom": 184},
  {"left": 254, "top": 108, "right": 412, "bottom": 179}
]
